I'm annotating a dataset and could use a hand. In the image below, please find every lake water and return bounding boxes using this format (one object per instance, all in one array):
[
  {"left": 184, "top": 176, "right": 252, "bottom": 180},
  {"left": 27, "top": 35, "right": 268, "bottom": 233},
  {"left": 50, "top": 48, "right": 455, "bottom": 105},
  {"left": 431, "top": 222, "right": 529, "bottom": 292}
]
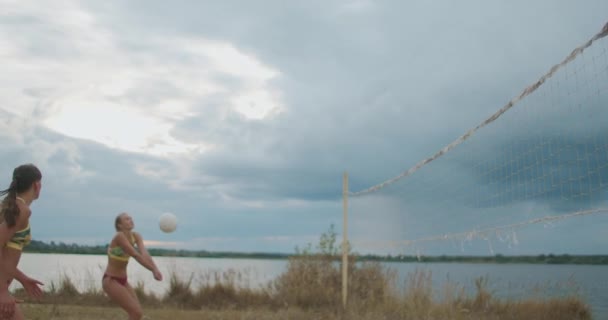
[{"left": 13, "top": 253, "right": 608, "bottom": 318}]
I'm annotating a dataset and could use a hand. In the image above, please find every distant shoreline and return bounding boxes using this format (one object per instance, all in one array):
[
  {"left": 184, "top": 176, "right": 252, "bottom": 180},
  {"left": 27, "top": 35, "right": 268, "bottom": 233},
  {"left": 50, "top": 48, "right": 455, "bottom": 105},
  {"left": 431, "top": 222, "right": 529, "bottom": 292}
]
[{"left": 24, "top": 240, "right": 608, "bottom": 265}]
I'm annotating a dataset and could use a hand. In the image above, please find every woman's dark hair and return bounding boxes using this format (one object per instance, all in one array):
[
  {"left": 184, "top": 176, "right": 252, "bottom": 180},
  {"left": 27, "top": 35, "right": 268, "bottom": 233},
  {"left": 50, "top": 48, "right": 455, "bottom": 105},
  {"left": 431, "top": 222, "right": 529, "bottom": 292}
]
[{"left": 0, "top": 164, "right": 42, "bottom": 227}]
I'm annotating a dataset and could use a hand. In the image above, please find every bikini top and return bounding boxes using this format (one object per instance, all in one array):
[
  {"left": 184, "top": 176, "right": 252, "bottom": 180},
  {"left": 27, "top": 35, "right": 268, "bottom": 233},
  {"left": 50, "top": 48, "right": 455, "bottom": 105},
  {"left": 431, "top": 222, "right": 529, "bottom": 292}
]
[
  {"left": 5, "top": 197, "right": 32, "bottom": 251},
  {"left": 108, "top": 233, "right": 137, "bottom": 262}
]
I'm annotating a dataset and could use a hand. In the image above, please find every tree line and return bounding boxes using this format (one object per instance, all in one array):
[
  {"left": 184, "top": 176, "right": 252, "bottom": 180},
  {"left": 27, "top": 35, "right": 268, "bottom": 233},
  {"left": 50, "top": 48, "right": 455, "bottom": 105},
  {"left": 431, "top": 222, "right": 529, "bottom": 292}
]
[{"left": 22, "top": 240, "right": 608, "bottom": 265}]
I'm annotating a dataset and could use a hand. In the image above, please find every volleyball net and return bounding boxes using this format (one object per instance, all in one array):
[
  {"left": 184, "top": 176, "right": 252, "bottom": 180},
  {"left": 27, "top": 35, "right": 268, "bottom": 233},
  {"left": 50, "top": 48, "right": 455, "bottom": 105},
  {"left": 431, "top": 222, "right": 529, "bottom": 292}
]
[{"left": 344, "top": 22, "right": 608, "bottom": 257}]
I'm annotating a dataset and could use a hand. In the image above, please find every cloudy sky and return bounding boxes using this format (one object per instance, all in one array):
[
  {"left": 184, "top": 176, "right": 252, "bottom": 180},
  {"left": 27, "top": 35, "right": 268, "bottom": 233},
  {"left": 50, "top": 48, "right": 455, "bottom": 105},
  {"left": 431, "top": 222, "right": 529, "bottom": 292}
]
[{"left": 1, "top": 0, "right": 607, "bottom": 255}]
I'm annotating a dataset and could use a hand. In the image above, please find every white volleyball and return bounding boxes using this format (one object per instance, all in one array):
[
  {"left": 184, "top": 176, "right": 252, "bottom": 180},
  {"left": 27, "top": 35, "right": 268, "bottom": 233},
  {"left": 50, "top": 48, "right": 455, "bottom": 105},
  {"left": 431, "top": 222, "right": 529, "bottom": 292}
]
[{"left": 159, "top": 212, "right": 177, "bottom": 233}]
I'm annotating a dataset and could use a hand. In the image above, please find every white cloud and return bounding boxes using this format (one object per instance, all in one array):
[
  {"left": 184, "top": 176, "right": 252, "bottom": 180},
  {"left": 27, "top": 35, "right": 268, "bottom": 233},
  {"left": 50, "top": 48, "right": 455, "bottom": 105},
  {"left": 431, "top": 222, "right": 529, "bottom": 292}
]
[
  {"left": 0, "top": 111, "right": 32, "bottom": 144},
  {"left": 0, "top": 0, "right": 283, "bottom": 158},
  {"left": 43, "top": 96, "right": 206, "bottom": 157},
  {"left": 29, "top": 138, "right": 95, "bottom": 181},
  {"left": 0, "top": 110, "right": 93, "bottom": 183}
]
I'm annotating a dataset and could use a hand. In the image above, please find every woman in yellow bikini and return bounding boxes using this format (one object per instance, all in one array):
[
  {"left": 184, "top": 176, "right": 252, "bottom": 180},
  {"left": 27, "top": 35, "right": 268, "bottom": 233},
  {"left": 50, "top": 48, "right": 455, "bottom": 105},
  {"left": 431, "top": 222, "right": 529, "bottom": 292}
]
[
  {"left": 0, "top": 164, "right": 45, "bottom": 319},
  {"left": 102, "top": 212, "right": 163, "bottom": 320}
]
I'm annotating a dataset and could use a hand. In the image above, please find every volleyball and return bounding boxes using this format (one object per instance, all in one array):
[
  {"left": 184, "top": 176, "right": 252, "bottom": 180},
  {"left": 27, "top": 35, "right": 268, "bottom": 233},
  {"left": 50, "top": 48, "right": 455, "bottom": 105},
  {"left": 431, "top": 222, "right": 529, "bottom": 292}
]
[{"left": 159, "top": 212, "right": 177, "bottom": 233}]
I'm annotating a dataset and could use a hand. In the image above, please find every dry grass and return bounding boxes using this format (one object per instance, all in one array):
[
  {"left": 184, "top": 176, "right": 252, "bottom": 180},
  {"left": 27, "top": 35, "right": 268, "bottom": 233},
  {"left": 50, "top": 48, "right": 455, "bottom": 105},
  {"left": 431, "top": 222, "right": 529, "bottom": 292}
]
[
  {"left": 15, "top": 304, "right": 393, "bottom": 320},
  {"left": 12, "top": 261, "right": 591, "bottom": 320},
  {"left": 12, "top": 228, "right": 593, "bottom": 319},
  {"left": 19, "top": 297, "right": 592, "bottom": 320}
]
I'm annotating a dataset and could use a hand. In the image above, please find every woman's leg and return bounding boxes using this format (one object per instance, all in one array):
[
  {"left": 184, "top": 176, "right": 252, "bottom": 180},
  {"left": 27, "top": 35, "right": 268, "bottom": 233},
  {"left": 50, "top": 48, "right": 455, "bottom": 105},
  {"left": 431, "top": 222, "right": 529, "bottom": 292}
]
[
  {"left": 10, "top": 304, "right": 23, "bottom": 320},
  {"left": 126, "top": 282, "right": 141, "bottom": 306},
  {"left": 102, "top": 277, "right": 143, "bottom": 320}
]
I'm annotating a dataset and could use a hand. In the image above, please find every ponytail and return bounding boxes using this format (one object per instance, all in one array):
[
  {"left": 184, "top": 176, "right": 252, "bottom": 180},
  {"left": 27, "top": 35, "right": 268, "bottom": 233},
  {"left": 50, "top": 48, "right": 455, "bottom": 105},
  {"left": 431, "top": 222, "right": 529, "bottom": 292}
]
[
  {"left": 0, "top": 179, "right": 21, "bottom": 228},
  {"left": 1, "top": 163, "right": 41, "bottom": 228}
]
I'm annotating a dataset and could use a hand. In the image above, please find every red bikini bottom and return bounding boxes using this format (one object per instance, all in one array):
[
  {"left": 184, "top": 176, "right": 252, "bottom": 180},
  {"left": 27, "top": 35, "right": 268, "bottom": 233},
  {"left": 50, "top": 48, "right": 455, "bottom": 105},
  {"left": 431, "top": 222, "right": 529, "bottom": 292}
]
[{"left": 103, "top": 273, "right": 128, "bottom": 286}]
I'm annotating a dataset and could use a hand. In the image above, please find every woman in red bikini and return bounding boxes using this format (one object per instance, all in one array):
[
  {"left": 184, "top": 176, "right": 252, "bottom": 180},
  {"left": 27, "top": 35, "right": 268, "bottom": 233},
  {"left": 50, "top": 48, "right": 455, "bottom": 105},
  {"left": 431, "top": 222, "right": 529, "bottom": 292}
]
[
  {"left": 102, "top": 212, "right": 163, "bottom": 320},
  {"left": 0, "top": 164, "right": 45, "bottom": 320}
]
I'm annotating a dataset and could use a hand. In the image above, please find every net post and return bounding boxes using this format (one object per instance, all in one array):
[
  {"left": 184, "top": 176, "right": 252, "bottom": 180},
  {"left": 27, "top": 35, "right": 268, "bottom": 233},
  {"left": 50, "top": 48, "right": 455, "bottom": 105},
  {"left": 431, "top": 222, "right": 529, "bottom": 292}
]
[{"left": 342, "top": 171, "right": 349, "bottom": 309}]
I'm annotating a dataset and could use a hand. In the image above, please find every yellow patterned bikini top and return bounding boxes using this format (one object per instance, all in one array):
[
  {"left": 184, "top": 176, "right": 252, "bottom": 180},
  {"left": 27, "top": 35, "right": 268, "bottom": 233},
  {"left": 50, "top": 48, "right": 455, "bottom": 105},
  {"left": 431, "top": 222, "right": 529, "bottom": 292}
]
[
  {"left": 5, "top": 197, "right": 32, "bottom": 251},
  {"left": 6, "top": 223, "right": 31, "bottom": 251},
  {"left": 107, "top": 233, "right": 138, "bottom": 262}
]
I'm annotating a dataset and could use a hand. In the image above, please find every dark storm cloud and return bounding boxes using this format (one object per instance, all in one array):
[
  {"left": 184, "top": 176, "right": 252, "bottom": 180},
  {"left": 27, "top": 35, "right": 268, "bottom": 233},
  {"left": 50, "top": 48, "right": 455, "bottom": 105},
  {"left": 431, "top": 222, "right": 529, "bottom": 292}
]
[{"left": 2, "top": 0, "right": 607, "bottom": 254}]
